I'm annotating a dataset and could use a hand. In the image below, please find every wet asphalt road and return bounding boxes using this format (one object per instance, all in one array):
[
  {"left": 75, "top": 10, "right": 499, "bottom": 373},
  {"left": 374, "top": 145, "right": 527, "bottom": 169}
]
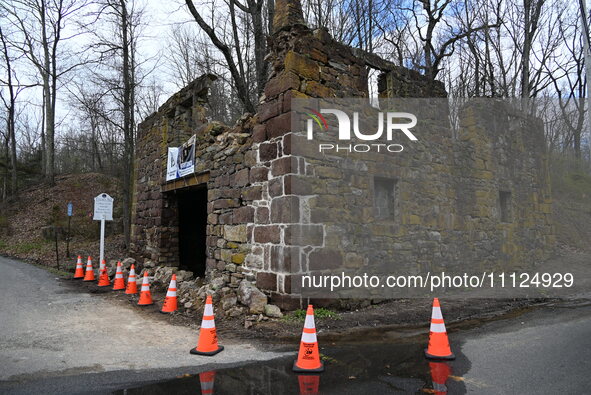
[
  {"left": 3, "top": 302, "right": 589, "bottom": 394},
  {"left": 1, "top": 256, "right": 590, "bottom": 394},
  {"left": 108, "top": 302, "right": 590, "bottom": 394},
  {"left": 0, "top": 256, "right": 285, "bottom": 392}
]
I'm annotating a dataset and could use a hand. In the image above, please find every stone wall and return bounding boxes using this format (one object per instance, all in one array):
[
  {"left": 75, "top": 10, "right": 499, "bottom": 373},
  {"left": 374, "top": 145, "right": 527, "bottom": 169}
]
[
  {"left": 131, "top": 75, "right": 214, "bottom": 266},
  {"left": 130, "top": 0, "right": 554, "bottom": 310},
  {"left": 453, "top": 100, "right": 554, "bottom": 270}
]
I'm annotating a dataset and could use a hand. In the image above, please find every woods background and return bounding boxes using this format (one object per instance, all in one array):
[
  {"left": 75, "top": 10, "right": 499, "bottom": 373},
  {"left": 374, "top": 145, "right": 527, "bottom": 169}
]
[{"left": 1, "top": 0, "right": 590, "bottom": 252}]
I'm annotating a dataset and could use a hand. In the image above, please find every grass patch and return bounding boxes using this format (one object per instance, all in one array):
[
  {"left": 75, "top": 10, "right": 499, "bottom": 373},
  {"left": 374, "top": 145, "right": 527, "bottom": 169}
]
[
  {"left": 36, "top": 264, "right": 71, "bottom": 277},
  {"left": 551, "top": 156, "right": 591, "bottom": 203},
  {"left": 554, "top": 171, "right": 591, "bottom": 201},
  {"left": 0, "top": 239, "right": 8, "bottom": 250},
  {"left": 13, "top": 240, "right": 49, "bottom": 254},
  {"left": 283, "top": 307, "right": 341, "bottom": 322},
  {"left": 550, "top": 156, "right": 591, "bottom": 249}
]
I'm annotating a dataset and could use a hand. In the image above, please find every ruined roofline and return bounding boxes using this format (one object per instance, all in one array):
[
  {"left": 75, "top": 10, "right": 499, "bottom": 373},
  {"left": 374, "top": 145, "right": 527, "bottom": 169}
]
[
  {"left": 270, "top": 0, "right": 446, "bottom": 97},
  {"left": 138, "top": 73, "right": 218, "bottom": 130}
]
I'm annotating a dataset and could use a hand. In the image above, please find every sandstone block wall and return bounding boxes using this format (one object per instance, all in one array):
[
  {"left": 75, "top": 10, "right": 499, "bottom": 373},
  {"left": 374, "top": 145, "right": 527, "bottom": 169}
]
[{"left": 131, "top": 0, "right": 554, "bottom": 308}]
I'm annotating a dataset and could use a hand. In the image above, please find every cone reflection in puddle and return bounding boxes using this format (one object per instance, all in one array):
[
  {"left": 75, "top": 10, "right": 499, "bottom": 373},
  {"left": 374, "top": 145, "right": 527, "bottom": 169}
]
[
  {"left": 429, "top": 361, "right": 452, "bottom": 394},
  {"left": 199, "top": 370, "right": 216, "bottom": 395},
  {"left": 298, "top": 374, "right": 320, "bottom": 395}
]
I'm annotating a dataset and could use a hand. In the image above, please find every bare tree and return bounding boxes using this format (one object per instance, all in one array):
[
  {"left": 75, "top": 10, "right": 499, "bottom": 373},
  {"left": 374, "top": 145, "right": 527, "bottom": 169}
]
[
  {"left": 85, "top": 0, "right": 144, "bottom": 249},
  {"left": 544, "top": 6, "right": 586, "bottom": 158},
  {"left": 520, "top": 0, "right": 545, "bottom": 98},
  {"left": 0, "top": 25, "right": 22, "bottom": 195},
  {"left": 184, "top": 0, "right": 274, "bottom": 113},
  {"left": 1, "top": 0, "right": 89, "bottom": 185}
]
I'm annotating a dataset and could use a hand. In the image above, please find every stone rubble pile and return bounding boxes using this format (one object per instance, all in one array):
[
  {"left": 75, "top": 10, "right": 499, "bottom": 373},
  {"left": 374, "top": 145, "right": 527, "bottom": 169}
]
[{"left": 115, "top": 259, "right": 283, "bottom": 322}]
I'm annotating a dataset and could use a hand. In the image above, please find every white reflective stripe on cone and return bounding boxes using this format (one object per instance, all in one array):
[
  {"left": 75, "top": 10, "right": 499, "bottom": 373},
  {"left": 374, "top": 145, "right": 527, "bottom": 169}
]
[
  {"left": 128, "top": 278, "right": 136, "bottom": 282},
  {"left": 301, "top": 331, "right": 317, "bottom": 343},
  {"left": 115, "top": 273, "right": 123, "bottom": 278},
  {"left": 432, "top": 306, "right": 443, "bottom": 320},
  {"left": 166, "top": 290, "right": 177, "bottom": 297},
  {"left": 433, "top": 382, "right": 447, "bottom": 391},
  {"left": 169, "top": 280, "right": 177, "bottom": 288},
  {"left": 201, "top": 319, "right": 215, "bottom": 329},
  {"left": 430, "top": 322, "right": 446, "bottom": 333},
  {"left": 204, "top": 303, "right": 214, "bottom": 316},
  {"left": 129, "top": 269, "right": 135, "bottom": 276},
  {"left": 200, "top": 382, "right": 214, "bottom": 390},
  {"left": 304, "top": 314, "right": 315, "bottom": 329},
  {"left": 142, "top": 276, "right": 149, "bottom": 285}
]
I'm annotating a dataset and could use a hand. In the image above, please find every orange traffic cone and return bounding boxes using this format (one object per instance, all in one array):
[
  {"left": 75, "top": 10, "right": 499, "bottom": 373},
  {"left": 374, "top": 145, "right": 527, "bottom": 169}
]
[
  {"left": 137, "top": 271, "right": 153, "bottom": 305},
  {"left": 429, "top": 362, "right": 452, "bottom": 395},
  {"left": 425, "top": 298, "right": 455, "bottom": 360},
  {"left": 161, "top": 274, "right": 178, "bottom": 313},
  {"left": 199, "top": 371, "right": 216, "bottom": 395},
  {"left": 125, "top": 264, "right": 138, "bottom": 294},
  {"left": 73, "top": 255, "right": 84, "bottom": 279},
  {"left": 112, "top": 261, "right": 125, "bottom": 290},
  {"left": 83, "top": 256, "right": 95, "bottom": 281},
  {"left": 97, "top": 260, "right": 110, "bottom": 287},
  {"left": 293, "top": 305, "right": 324, "bottom": 372},
  {"left": 298, "top": 375, "right": 320, "bottom": 395},
  {"left": 190, "top": 295, "right": 224, "bottom": 356}
]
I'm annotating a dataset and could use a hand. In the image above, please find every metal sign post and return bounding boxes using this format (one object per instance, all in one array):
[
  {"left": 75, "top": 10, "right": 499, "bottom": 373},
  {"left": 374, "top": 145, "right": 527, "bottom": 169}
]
[
  {"left": 93, "top": 194, "right": 114, "bottom": 265},
  {"left": 66, "top": 202, "right": 73, "bottom": 258},
  {"left": 99, "top": 217, "right": 105, "bottom": 264},
  {"left": 54, "top": 227, "right": 60, "bottom": 270}
]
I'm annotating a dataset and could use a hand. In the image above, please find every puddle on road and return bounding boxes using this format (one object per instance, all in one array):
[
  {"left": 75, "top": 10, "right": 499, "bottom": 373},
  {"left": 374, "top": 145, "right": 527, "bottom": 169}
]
[{"left": 113, "top": 341, "right": 469, "bottom": 394}]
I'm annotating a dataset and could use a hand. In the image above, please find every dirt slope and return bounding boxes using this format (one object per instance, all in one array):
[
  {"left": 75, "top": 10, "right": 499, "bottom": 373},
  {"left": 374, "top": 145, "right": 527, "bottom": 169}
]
[{"left": 0, "top": 173, "right": 125, "bottom": 269}]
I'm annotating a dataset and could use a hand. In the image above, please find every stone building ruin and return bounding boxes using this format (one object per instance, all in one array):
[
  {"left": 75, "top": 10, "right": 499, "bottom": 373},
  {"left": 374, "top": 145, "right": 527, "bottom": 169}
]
[{"left": 130, "top": 0, "right": 554, "bottom": 309}]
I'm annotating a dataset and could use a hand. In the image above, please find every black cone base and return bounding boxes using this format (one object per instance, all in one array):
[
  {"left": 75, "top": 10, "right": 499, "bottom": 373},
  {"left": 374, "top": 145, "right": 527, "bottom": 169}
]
[
  {"left": 293, "top": 360, "right": 325, "bottom": 373},
  {"left": 425, "top": 349, "right": 455, "bottom": 360},
  {"left": 190, "top": 345, "right": 224, "bottom": 356}
]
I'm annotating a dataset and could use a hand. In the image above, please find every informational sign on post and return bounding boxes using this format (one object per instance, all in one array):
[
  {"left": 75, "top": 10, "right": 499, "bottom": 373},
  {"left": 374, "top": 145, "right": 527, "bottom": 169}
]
[
  {"left": 94, "top": 194, "right": 113, "bottom": 221},
  {"left": 67, "top": 202, "right": 73, "bottom": 217},
  {"left": 93, "top": 193, "right": 114, "bottom": 265}
]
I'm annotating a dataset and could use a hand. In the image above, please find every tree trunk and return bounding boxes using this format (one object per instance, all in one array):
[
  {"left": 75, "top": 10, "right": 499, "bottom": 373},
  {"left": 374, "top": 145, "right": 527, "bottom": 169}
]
[
  {"left": 40, "top": 0, "right": 55, "bottom": 185},
  {"left": 120, "top": 0, "right": 133, "bottom": 249},
  {"left": 248, "top": 0, "right": 267, "bottom": 97},
  {"left": 579, "top": 0, "right": 590, "bottom": 160},
  {"left": 0, "top": 26, "right": 18, "bottom": 195}
]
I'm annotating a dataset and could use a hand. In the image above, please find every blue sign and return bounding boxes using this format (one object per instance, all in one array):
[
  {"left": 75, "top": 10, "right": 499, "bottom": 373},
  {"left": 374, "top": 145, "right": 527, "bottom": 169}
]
[{"left": 67, "top": 202, "right": 73, "bottom": 217}]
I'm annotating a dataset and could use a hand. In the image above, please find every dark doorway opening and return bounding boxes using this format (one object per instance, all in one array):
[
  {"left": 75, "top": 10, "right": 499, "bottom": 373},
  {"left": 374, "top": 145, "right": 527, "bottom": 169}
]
[{"left": 177, "top": 186, "right": 207, "bottom": 277}]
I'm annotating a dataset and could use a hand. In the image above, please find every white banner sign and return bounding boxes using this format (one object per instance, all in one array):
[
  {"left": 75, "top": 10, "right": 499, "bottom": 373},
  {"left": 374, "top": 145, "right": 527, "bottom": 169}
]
[
  {"left": 178, "top": 135, "right": 196, "bottom": 177},
  {"left": 166, "top": 135, "right": 196, "bottom": 181},
  {"left": 166, "top": 147, "right": 179, "bottom": 181}
]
